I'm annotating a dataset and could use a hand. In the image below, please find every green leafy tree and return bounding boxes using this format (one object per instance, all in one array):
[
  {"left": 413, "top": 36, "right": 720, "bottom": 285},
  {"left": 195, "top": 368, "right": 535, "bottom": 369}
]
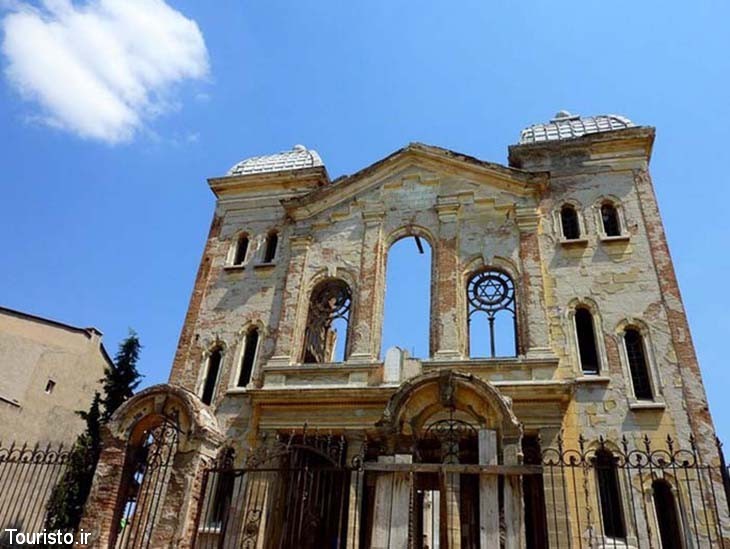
[{"left": 45, "top": 331, "right": 143, "bottom": 532}]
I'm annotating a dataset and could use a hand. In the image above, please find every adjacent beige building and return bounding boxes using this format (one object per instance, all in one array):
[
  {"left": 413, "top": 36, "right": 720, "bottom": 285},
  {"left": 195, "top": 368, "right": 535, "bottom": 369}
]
[{"left": 0, "top": 306, "right": 111, "bottom": 443}]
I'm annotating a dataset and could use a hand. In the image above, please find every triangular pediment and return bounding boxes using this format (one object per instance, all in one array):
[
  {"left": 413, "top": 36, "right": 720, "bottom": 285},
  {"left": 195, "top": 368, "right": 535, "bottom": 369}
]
[{"left": 282, "top": 143, "right": 547, "bottom": 221}]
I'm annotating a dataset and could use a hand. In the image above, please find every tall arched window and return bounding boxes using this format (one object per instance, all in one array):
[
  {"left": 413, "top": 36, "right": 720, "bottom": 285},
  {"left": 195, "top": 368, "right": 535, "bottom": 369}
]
[
  {"left": 575, "top": 307, "right": 599, "bottom": 374},
  {"left": 560, "top": 204, "right": 581, "bottom": 239},
  {"left": 232, "top": 233, "right": 249, "bottom": 265},
  {"left": 302, "top": 279, "right": 352, "bottom": 363},
  {"left": 594, "top": 448, "right": 626, "bottom": 539},
  {"left": 263, "top": 231, "right": 278, "bottom": 263},
  {"left": 652, "top": 480, "right": 683, "bottom": 549},
  {"left": 467, "top": 269, "right": 517, "bottom": 358},
  {"left": 624, "top": 328, "right": 653, "bottom": 400},
  {"left": 238, "top": 328, "right": 260, "bottom": 387},
  {"left": 382, "top": 236, "right": 431, "bottom": 358},
  {"left": 601, "top": 203, "right": 621, "bottom": 237},
  {"left": 201, "top": 348, "right": 222, "bottom": 405}
]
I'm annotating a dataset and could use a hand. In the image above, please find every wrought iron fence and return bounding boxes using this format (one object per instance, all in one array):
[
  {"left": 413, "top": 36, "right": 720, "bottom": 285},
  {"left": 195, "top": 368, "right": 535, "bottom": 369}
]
[
  {"left": 0, "top": 442, "right": 71, "bottom": 545},
  {"left": 192, "top": 433, "right": 730, "bottom": 549},
  {"left": 540, "top": 434, "right": 729, "bottom": 549}
]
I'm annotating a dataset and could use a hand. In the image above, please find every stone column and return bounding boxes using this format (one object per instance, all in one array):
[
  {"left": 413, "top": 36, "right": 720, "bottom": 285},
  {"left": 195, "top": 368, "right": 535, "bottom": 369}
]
[
  {"left": 479, "top": 429, "right": 499, "bottom": 548},
  {"left": 443, "top": 472, "right": 462, "bottom": 548},
  {"left": 269, "top": 234, "right": 312, "bottom": 366},
  {"left": 345, "top": 470, "right": 365, "bottom": 549},
  {"left": 349, "top": 210, "right": 384, "bottom": 361},
  {"left": 370, "top": 455, "right": 412, "bottom": 549},
  {"left": 432, "top": 197, "right": 461, "bottom": 359},
  {"left": 515, "top": 207, "right": 552, "bottom": 357}
]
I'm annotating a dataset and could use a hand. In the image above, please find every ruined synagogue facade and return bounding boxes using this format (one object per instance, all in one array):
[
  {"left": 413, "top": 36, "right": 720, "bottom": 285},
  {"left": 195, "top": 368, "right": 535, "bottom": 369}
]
[{"left": 82, "top": 112, "right": 727, "bottom": 548}]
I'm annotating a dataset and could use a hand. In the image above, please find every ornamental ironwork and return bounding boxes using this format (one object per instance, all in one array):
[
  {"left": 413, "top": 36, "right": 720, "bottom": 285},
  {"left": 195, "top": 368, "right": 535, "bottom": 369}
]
[
  {"left": 467, "top": 269, "right": 518, "bottom": 357},
  {"left": 422, "top": 409, "right": 478, "bottom": 464},
  {"left": 302, "top": 279, "right": 352, "bottom": 363},
  {"left": 115, "top": 417, "right": 180, "bottom": 549}
]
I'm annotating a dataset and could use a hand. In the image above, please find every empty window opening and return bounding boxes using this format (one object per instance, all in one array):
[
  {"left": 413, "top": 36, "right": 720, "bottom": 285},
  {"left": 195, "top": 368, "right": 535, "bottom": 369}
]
[
  {"left": 653, "top": 480, "right": 684, "bottom": 549},
  {"left": 45, "top": 379, "right": 56, "bottom": 394},
  {"left": 238, "top": 328, "right": 259, "bottom": 387},
  {"left": 575, "top": 307, "right": 600, "bottom": 374},
  {"left": 467, "top": 269, "right": 518, "bottom": 358},
  {"left": 594, "top": 448, "right": 626, "bottom": 539},
  {"left": 233, "top": 234, "right": 249, "bottom": 265},
  {"left": 302, "top": 279, "right": 352, "bottom": 363},
  {"left": 625, "top": 328, "right": 653, "bottom": 400},
  {"left": 561, "top": 205, "right": 581, "bottom": 239},
  {"left": 601, "top": 203, "right": 621, "bottom": 237},
  {"left": 381, "top": 236, "right": 432, "bottom": 358},
  {"left": 263, "top": 231, "right": 278, "bottom": 263},
  {"left": 201, "top": 348, "right": 222, "bottom": 405}
]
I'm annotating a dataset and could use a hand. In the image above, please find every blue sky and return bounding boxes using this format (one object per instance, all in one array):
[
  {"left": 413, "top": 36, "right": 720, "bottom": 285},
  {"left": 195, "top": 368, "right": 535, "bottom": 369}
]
[{"left": 1, "top": 1, "right": 729, "bottom": 443}]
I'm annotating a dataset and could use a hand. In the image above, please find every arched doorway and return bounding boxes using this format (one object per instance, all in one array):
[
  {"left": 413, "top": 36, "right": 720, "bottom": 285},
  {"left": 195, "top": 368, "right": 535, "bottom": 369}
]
[{"left": 369, "top": 371, "right": 523, "bottom": 549}]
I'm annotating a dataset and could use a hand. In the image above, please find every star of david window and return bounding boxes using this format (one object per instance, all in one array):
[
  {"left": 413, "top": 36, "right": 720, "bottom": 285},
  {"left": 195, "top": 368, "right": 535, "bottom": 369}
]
[
  {"left": 467, "top": 269, "right": 518, "bottom": 357},
  {"left": 302, "top": 279, "right": 352, "bottom": 363}
]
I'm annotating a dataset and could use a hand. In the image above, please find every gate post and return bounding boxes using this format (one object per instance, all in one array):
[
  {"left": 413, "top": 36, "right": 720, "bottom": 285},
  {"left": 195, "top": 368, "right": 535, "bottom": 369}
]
[{"left": 79, "top": 385, "right": 222, "bottom": 548}]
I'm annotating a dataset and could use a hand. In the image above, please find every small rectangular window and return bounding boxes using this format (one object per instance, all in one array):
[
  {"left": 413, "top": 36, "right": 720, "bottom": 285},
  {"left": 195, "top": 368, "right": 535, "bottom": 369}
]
[
  {"left": 263, "top": 232, "right": 278, "bottom": 263},
  {"left": 45, "top": 380, "right": 56, "bottom": 394}
]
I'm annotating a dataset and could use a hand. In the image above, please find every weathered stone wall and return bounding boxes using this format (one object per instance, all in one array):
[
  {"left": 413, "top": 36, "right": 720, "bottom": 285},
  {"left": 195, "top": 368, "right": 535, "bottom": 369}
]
[{"left": 168, "top": 133, "right": 717, "bottom": 469}]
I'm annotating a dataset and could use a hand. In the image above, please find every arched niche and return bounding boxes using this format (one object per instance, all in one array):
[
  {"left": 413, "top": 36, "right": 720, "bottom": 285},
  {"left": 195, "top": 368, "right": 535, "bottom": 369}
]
[{"left": 376, "top": 370, "right": 522, "bottom": 462}]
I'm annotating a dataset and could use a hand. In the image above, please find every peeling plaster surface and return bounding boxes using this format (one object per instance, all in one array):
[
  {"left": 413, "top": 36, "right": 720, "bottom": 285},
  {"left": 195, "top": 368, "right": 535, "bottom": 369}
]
[{"left": 167, "top": 133, "right": 715, "bottom": 465}]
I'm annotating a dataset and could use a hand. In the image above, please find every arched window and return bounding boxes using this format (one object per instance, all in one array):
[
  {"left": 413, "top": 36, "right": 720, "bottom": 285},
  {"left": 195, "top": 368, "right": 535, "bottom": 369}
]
[
  {"left": 302, "top": 279, "right": 352, "bottom": 363},
  {"left": 624, "top": 328, "right": 653, "bottom": 400},
  {"left": 382, "top": 236, "right": 431, "bottom": 358},
  {"left": 560, "top": 204, "right": 581, "bottom": 239},
  {"left": 594, "top": 448, "right": 626, "bottom": 539},
  {"left": 232, "top": 233, "right": 249, "bottom": 265},
  {"left": 201, "top": 347, "right": 222, "bottom": 405},
  {"left": 263, "top": 231, "right": 278, "bottom": 263},
  {"left": 653, "top": 480, "right": 683, "bottom": 549},
  {"left": 575, "top": 307, "right": 599, "bottom": 374},
  {"left": 237, "top": 327, "right": 259, "bottom": 387},
  {"left": 467, "top": 269, "right": 517, "bottom": 358},
  {"left": 601, "top": 203, "right": 621, "bottom": 237}
]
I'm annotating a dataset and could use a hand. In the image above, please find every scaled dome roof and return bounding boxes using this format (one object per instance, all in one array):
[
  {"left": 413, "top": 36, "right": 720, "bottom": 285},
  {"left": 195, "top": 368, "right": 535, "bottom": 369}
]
[
  {"left": 519, "top": 111, "right": 635, "bottom": 144},
  {"left": 227, "top": 144, "right": 323, "bottom": 176}
]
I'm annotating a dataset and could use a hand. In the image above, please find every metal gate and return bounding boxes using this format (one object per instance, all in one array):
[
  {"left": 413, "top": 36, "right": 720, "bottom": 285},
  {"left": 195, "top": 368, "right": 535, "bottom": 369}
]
[
  {"left": 192, "top": 433, "right": 730, "bottom": 549},
  {"left": 194, "top": 433, "right": 353, "bottom": 549},
  {"left": 113, "top": 418, "right": 180, "bottom": 549}
]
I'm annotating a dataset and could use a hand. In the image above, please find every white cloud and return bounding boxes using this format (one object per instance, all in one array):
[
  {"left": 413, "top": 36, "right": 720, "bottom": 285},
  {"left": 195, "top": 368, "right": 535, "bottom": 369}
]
[{"left": 1, "top": 0, "right": 209, "bottom": 143}]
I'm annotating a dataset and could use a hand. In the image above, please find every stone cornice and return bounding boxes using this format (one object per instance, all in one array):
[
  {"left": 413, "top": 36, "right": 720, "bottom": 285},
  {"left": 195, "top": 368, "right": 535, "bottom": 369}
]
[
  {"left": 208, "top": 166, "right": 329, "bottom": 198},
  {"left": 508, "top": 126, "right": 656, "bottom": 170}
]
